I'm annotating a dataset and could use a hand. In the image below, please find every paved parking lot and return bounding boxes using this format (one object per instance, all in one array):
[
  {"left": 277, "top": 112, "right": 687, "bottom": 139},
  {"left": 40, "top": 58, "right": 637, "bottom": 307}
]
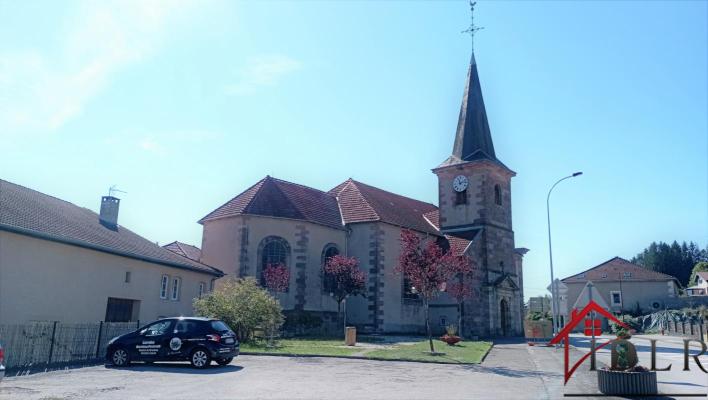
[{"left": 0, "top": 342, "right": 608, "bottom": 400}]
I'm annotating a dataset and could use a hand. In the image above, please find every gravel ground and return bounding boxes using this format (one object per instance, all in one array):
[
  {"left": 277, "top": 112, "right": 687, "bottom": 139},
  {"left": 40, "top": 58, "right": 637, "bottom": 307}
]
[{"left": 0, "top": 342, "right": 612, "bottom": 400}]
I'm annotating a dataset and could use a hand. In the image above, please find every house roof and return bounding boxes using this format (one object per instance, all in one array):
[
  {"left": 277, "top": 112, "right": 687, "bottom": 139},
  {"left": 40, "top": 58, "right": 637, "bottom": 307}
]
[
  {"left": 0, "top": 179, "right": 222, "bottom": 276},
  {"left": 561, "top": 257, "right": 679, "bottom": 284},
  {"left": 199, "top": 176, "right": 344, "bottom": 230},
  {"left": 697, "top": 272, "right": 708, "bottom": 281},
  {"left": 330, "top": 179, "right": 439, "bottom": 235},
  {"left": 163, "top": 241, "right": 202, "bottom": 262}
]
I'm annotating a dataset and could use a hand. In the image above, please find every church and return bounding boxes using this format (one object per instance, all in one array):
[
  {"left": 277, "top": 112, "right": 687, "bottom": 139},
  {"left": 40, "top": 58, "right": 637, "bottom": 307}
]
[{"left": 194, "top": 51, "right": 526, "bottom": 338}]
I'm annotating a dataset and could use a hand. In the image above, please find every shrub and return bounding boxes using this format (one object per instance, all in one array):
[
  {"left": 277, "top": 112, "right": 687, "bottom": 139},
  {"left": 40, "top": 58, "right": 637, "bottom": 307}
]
[
  {"left": 193, "top": 277, "right": 284, "bottom": 342},
  {"left": 610, "top": 315, "right": 641, "bottom": 334},
  {"left": 282, "top": 310, "right": 323, "bottom": 335}
]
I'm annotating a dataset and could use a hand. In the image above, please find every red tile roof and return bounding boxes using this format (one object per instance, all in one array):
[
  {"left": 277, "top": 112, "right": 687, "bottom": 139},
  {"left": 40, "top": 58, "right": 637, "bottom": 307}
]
[
  {"left": 561, "top": 257, "right": 679, "bottom": 284},
  {"left": 0, "top": 179, "right": 222, "bottom": 276},
  {"left": 330, "top": 179, "right": 439, "bottom": 235},
  {"left": 421, "top": 209, "right": 471, "bottom": 256},
  {"left": 163, "top": 241, "right": 202, "bottom": 262},
  {"left": 199, "top": 176, "right": 344, "bottom": 230}
]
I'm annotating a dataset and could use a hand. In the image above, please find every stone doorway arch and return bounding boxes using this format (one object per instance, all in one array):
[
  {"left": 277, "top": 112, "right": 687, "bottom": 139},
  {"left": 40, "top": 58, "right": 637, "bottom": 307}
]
[{"left": 500, "top": 298, "right": 510, "bottom": 336}]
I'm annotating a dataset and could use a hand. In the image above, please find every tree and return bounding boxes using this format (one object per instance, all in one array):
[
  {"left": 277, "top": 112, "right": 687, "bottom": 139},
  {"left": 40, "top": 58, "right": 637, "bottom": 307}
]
[
  {"left": 193, "top": 277, "right": 284, "bottom": 342},
  {"left": 323, "top": 254, "right": 366, "bottom": 332},
  {"left": 396, "top": 229, "right": 472, "bottom": 353},
  {"left": 689, "top": 262, "right": 708, "bottom": 287},
  {"left": 263, "top": 263, "right": 290, "bottom": 294},
  {"left": 446, "top": 281, "right": 473, "bottom": 338},
  {"left": 632, "top": 241, "right": 707, "bottom": 286}
]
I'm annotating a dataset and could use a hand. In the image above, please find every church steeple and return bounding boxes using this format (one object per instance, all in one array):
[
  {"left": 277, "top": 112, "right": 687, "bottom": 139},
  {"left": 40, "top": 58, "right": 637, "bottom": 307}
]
[{"left": 452, "top": 53, "right": 496, "bottom": 162}]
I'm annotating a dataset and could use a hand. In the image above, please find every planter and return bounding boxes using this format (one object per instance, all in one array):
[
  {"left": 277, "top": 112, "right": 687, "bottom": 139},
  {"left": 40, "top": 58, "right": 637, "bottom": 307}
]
[
  {"left": 440, "top": 335, "right": 461, "bottom": 346},
  {"left": 597, "top": 369, "right": 657, "bottom": 396}
]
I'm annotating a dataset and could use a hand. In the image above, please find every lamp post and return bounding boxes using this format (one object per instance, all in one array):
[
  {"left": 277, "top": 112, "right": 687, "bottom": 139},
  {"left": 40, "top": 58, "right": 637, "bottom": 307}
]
[{"left": 547, "top": 172, "right": 583, "bottom": 338}]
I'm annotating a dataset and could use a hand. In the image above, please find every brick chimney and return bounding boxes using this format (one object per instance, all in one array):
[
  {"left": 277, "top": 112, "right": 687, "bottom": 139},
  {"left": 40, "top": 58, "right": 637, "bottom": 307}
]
[{"left": 100, "top": 196, "right": 120, "bottom": 229}]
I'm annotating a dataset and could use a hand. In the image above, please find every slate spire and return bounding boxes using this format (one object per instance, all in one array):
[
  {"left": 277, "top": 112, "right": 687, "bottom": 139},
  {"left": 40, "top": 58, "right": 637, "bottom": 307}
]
[{"left": 451, "top": 53, "right": 496, "bottom": 162}]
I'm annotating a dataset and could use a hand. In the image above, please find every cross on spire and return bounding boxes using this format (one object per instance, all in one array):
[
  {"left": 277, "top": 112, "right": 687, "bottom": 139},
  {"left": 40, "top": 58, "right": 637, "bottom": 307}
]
[{"left": 461, "top": 1, "right": 483, "bottom": 53}]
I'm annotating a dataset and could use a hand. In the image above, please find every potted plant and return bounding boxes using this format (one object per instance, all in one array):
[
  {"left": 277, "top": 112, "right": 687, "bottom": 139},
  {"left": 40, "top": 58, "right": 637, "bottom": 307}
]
[
  {"left": 597, "top": 329, "right": 657, "bottom": 396},
  {"left": 440, "top": 324, "right": 462, "bottom": 346}
]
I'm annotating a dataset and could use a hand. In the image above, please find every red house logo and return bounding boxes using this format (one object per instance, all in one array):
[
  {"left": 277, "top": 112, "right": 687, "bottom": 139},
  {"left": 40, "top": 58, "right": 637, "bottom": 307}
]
[{"left": 548, "top": 300, "right": 629, "bottom": 384}]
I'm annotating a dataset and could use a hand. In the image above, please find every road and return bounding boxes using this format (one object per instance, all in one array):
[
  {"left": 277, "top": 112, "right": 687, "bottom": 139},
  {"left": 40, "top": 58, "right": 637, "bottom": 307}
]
[
  {"left": 0, "top": 341, "right": 608, "bottom": 400},
  {"left": 570, "top": 333, "right": 708, "bottom": 396}
]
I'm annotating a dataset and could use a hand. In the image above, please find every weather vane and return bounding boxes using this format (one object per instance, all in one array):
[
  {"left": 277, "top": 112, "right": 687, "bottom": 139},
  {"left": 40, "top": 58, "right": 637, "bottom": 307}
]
[{"left": 461, "top": 1, "right": 484, "bottom": 53}]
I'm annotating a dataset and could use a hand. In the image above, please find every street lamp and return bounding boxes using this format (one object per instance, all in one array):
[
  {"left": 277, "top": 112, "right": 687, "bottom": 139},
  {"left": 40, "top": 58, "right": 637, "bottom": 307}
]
[{"left": 547, "top": 171, "right": 582, "bottom": 338}]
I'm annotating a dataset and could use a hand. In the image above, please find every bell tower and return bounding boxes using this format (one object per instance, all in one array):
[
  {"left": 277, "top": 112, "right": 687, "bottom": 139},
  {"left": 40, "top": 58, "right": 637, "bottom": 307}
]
[
  {"left": 433, "top": 53, "right": 515, "bottom": 237},
  {"left": 432, "top": 43, "right": 524, "bottom": 337}
]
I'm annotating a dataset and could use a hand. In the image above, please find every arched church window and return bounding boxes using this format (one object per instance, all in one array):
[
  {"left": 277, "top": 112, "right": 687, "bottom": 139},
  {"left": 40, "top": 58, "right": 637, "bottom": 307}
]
[
  {"left": 258, "top": 236, "right": 290, "bottom": 287},
  {"left": 403, "top": 278, "right": 418, "bottom": 300},
  {"left": 322, "top": 244, "right": 340, "bottom": 294},
  {"left": 494, "top": 184, "right": 502, "bottom": 206},
  {"left": 455, "top": 190, "right": 467, "bottom": 205}
]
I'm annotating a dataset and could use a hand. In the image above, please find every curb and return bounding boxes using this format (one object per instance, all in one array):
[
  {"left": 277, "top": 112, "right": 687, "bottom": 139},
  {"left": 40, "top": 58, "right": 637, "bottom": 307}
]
[
  {"left": 239, "top": 351, "right": 484, "bottom": 366},
  {"left": 478, "top": 343, "right": 494, "bottom": 363}
]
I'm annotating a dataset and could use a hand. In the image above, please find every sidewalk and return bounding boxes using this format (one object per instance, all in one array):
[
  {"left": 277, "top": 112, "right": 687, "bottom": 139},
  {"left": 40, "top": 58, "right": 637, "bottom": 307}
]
[{"left": 480, "top": 339, "right": 621, "bottom": 399}]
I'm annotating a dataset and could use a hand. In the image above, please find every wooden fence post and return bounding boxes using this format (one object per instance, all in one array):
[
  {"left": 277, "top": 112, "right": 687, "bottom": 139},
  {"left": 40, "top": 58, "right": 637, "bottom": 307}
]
[
  {"left": 95, "top": 321, "right": 104, "bottom": 359},
  {"left": 47, "top": 321, "right": 58, "bottom": 364}
]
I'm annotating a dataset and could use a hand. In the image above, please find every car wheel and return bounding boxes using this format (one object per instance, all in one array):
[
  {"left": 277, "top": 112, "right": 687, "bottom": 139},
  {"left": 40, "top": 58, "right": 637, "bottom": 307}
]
[
  {"left": 216, "top": 357, "right": 233, "bottom": 366},
  {"left": 190, "top": 348, "right": 211, "bottom": 369},
  {"left": 110, "top": 348, "right": 130, "bottom": 367}
]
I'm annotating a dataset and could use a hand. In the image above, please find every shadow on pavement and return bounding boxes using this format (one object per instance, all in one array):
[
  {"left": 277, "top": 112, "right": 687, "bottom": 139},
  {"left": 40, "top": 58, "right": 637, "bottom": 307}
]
[
  {"left": 460, "top": 364, "right": 562, "bottom": 378},
  {"left": 105, "top": 363, "right": 244, "bottom": 375}
]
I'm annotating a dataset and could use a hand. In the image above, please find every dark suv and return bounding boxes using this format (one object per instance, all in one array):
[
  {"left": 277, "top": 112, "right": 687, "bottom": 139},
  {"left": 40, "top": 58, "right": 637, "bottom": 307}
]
[{"left": 106, "top": 317, "right": 238, "bottom": 368}]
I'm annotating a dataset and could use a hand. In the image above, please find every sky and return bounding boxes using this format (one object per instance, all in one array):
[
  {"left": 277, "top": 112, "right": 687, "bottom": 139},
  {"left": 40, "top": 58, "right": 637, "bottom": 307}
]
[{"left": 0, "top": 0, "right": 706, "bottom": 300}]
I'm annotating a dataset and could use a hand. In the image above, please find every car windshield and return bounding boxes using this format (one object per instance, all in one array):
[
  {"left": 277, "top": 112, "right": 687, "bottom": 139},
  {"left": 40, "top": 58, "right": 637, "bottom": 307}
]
[
  {"left": 211, "top": 320, "right": 231, "bottom": 332},
  {"left": 141, "top": 320, "right": 173, "bottom": 337}
]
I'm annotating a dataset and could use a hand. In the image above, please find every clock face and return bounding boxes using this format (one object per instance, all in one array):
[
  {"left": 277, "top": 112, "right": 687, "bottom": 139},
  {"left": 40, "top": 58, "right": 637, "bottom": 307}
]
[{"left": 452, "top": 175, "right": 469, "bottom": 192}]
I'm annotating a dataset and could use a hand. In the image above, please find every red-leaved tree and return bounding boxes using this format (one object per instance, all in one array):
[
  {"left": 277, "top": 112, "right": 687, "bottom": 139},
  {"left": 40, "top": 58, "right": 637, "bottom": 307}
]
[
  {"left": 446, "top": 281, "right": 473, "bottom": 338},
  {"left": 263, "top": 263, "right": 290, "bottom": 294},
  {"left": 396, "top": 229, "right": 472, "bottom": 353},
  {"left": 323, "top": 255, "right": 366, "bottom": 332}
]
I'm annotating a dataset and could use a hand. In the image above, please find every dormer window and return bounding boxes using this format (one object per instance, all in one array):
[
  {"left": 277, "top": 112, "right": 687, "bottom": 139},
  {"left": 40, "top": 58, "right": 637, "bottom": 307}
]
[
  {"left": 623, "top": 272, "right": 632, "bottom": 278},
  {"left": 494, "top": 184, "right": 502, "bottom": 206},
  {"left": 601, "top": 273, "right": 607, "bottom": 279}
]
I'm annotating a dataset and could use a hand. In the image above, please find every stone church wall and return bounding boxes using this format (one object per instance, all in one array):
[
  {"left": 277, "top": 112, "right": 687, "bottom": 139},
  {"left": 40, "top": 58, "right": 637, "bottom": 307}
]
[{"left": 200, "top": 215, "right": 346, "bottom": 314}]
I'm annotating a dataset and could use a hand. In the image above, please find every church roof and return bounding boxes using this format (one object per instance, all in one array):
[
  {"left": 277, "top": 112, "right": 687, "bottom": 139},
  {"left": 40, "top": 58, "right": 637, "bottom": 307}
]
[
  {"left": 561, "top": 257, "right": 680, "bottom": 284},
  {"left": 437, "top": 54, "right": 511, "bottom": 173},
  {"left": 0, "top": 179, "right": 222, "bottom": 276},
  {"left": 199, "top": 176, "right": 344, "bottom": 230},
  {"left": 163, "top": 241, "right": 202, "bottom": 262},
  {"left": 422, "top": 209, "right": 473, "bottom": 256},
  {"left": 330, "top": 179, "right": 439, "bottom": 235}
]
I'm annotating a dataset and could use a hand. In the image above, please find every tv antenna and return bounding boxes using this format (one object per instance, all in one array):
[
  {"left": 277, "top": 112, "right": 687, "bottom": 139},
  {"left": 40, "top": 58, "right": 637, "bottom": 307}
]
[{"left": 108, "top": 185, "right": 127, "bottom": 197}]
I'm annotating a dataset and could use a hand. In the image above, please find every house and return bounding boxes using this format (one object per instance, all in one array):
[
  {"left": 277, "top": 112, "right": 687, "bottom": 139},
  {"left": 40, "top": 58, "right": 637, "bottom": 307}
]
[
  {"left": 558, "top": 257, "right": 681, "bottom": 324},
  {"left": 0, "top": 179, "right": 222, "bottom": 324},
  {"left": 198, "top": 49, "right": 527, "bottom": 337},
  {"left": 686, "top": 272, "right": 708, "bottom": 296},
  {"left": 528, "top": 296, "right": 551, "bottom": 314}
]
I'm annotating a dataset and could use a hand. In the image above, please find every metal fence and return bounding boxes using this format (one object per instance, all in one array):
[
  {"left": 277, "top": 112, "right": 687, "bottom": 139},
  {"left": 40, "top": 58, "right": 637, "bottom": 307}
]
[
  {"left": 664, "top": 317, "right": 707, "bottom": 341},
  {"left": 0, "top": 321, "right": 139, "bottom": 370}
]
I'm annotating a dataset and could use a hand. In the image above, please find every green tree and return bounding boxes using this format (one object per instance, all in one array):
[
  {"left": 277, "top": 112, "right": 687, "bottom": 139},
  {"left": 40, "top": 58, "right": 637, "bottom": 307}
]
[
  {"left": 193, "top": 277, "right": 284, "bottom": 342},
  {"left": 689, "top": 262, "right": 708, "bottom": 287},
  {"left": 631, "top": 241, "right": 707, "bottom": 286}
]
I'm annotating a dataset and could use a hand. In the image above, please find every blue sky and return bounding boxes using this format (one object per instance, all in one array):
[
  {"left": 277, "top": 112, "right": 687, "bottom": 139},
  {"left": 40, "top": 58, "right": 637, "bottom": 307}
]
[{"left": 1, "top": 1, "right": 706, "bottom": 299}]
